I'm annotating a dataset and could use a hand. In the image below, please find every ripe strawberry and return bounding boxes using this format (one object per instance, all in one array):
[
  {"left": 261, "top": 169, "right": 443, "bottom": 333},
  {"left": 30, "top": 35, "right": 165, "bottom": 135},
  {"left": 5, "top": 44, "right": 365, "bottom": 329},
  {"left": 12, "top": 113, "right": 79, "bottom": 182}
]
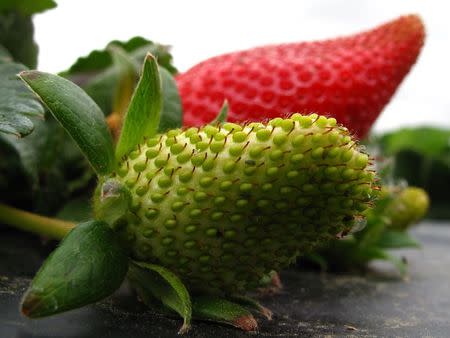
[
  {"left": 95, "top": 114, "right": 377, "bottom": 294},
  {"left": 177, "top": 15, "right": 425, "bottom": 138}
]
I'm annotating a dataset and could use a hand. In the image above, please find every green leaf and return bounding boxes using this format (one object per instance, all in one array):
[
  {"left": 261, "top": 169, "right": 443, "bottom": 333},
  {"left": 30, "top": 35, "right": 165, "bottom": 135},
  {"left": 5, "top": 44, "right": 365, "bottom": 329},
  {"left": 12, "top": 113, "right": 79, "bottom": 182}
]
[
  {"left": 132, "top": 44, "right": 178, "bottom": 76},
  {"left": 21, "top": 220, "right": 129, "bottom": 318},
  {"left": 376, "top": 230, "right": 420, "bottom": 249},
  {"left": 210, "top": 100, "right": 229, "bottom": 125},
  {"left": 158, "top": 66, "right": 182, "bottom": 132},
  {"left": 75, "top": 69, "right": 117, "bottom": 117},
  {"left": 128, "top": 261, "right": 192, "bottom": 334},
  {"left": 109, "top": 45, "right": 138, "bottom": 115},
  {"left": 0, "top": 135, "right": 33, "bottom": 206},
  {"left": 62, "top": 40, "right": 142, "bottom": 76},
  {"left": 0, "top": 115, "right": 92, "bottom": 214},
  {"left": 116, "top": 54, "right": 162, "bottom": 160},
  {"left": 1, "top": 117, "right": 64, "bottom": 212},
  {"left": 1, "top": 117, "right": 61, "bottom": 187},
  {"left": 0, "top": 45, "right": 13, "bottom": 63},
  {"left": 380, "top": 127, "right": 450, "bottom": 160},
  {"left": 62, "top": 37, "right": 177, "bottom": 77},
  {"left": 0, "top": 63, "right": 44, "bottom": 137},
  {"left": 0, "top": 0, "right": 56, "bottom": 67},
  {"left": 19, "top": 70, "right": 115, "bottom": 175},
  {"left": 192, "top": 296, "right": 258, "bottom": 331},
  {"left": 0, "top": 12, "right": 37, "bottom": 68},
  {"left": 0, "top": 0, "right": 56, "bottom": 15},
  {"left": 61, "top": 37, "right": 177, "bottom": 115}
]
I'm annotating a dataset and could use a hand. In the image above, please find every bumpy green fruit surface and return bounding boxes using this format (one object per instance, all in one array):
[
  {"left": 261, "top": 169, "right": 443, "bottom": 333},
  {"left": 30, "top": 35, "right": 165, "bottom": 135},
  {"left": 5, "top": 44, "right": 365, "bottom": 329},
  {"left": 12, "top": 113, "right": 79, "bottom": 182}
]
[
  {"left": 95, "top": 114, "right": 376, "bottom": 294},
  {"left": 386, "top": 186, "right": 429, "bottom": 230}
]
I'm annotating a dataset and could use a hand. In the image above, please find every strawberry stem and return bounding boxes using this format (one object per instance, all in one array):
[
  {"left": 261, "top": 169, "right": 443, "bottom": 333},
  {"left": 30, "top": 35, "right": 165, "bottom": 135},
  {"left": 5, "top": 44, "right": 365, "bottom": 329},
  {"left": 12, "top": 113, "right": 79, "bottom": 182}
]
[{"left": 0, "top": 203, "right": 75, "bottom": 240}]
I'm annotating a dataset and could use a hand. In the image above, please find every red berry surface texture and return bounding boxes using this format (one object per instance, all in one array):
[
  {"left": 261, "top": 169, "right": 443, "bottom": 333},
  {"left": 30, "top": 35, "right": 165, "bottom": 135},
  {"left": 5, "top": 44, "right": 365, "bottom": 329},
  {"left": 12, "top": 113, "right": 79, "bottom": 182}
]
[{"left": 177, "top": 15, "right": 425, "bottom": 138}]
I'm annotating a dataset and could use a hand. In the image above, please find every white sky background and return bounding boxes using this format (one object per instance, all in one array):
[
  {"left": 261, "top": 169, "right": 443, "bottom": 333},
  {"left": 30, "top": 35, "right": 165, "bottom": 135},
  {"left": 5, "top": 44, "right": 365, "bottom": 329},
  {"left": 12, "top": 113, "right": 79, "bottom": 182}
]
[{"left": 34, "top": 0, "right": 449, "bottom": 134}]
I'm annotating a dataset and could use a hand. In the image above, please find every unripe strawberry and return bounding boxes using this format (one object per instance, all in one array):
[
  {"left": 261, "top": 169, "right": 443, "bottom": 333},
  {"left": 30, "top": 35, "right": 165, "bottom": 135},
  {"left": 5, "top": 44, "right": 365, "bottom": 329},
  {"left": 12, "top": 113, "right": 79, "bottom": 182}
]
[
  {"left": 95, "top": 114, "right": 377, "bottom": 294},
  {"left": 386, "top": 186, "right": 429, "bottom": 230}
]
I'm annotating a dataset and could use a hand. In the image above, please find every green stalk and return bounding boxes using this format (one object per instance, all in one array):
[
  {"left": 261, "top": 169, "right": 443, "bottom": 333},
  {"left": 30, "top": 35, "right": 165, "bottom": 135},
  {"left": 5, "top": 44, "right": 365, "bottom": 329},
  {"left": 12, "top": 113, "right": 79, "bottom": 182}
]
[{"left": 0, "top": 203, "right": 75, "bottom": 240}]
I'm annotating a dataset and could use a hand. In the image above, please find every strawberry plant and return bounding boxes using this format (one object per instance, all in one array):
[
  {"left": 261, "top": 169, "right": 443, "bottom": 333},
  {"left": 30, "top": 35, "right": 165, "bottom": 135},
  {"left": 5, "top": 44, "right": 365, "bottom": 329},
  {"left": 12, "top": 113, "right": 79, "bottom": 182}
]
[
  {"left": 0, "top": 54, "right": 377, "bottom": 331},
  {"left": 0, "top": 2, "right": 432, "bottom": 333}
]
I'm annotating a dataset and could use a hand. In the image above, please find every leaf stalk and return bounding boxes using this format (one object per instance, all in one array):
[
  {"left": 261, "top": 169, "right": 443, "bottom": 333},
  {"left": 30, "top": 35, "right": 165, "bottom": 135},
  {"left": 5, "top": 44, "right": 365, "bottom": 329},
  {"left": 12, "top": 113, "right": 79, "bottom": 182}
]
[{"left": 0, "top": 203, "right": 74, "bottom": 240}]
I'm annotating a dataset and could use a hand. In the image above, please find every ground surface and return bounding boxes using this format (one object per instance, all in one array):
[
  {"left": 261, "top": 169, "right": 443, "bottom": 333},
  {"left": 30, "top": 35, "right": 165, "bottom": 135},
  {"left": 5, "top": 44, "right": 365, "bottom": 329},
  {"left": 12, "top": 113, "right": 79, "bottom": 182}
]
[{"left": 1, "top": 222, "right": 449, "bottom": 338}]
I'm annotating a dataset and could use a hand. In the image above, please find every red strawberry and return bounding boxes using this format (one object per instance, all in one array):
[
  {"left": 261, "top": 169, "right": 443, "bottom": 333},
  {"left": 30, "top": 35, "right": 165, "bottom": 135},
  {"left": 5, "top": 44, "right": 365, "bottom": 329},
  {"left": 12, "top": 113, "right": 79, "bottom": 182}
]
[{"left": 177, "top": 14, "right": 425, "bottom": 138}]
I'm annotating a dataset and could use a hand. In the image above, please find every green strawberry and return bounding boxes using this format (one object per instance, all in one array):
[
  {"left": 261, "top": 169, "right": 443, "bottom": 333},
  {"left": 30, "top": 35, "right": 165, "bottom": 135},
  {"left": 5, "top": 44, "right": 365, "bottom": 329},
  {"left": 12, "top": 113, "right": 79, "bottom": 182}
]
[
  {"left": 385, "top": 186, "right": 429, "bottom": 230},
  {"left": 95, "top": 113, "right": 376, "bottom": 294}
]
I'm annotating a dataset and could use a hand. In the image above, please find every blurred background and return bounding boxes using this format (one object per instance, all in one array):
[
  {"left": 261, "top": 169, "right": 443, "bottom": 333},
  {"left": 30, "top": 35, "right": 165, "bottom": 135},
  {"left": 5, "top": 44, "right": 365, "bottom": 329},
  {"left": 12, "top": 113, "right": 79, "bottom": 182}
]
[{"left": 34, "top": 0, "right": 449, "bottom": 133}]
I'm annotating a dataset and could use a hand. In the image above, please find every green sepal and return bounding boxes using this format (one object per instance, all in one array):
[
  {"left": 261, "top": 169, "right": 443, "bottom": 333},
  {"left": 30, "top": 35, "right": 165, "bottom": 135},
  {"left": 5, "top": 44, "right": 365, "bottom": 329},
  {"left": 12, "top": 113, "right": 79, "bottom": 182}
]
[
  {"left": 0, "top": 63, "right": 44, "bottom": 137},
  {"left": 128, "top": 261, "right": 192, "bottom": 334},
  {"left": 354, "top": 193, "right": 393, "bottom": 247},
  {"left": 21, "top": 220, "right": 129, "bottom": 318},
  {"left": 376, "top": 230, "right": 420, "bottom": 249},
  {"left": 210, "top": 100, "right": 229, "bottom": 125},
  {"left": 106, "top": 49, "right": 181, "bottom": 133},
  {"left": 230, "top": 295, "right": 272, "bottom": 320},
  {"left": 115, "top": 53, "right": 162, "bottom": 160},
  {"left": 192, "top": 296, "right": 258, "bottom": 331},
  {"left": 354, "top": 218, "right": 386, "bottom": 249},
  {"left": 19, "top": 71, "right": 115, "bottom": 175},
  {"left": 93, "top": 178, "right": 131, "bottom": 227},
  {"left": 360, "top": 247, "right": 408, "bottom": 276}
]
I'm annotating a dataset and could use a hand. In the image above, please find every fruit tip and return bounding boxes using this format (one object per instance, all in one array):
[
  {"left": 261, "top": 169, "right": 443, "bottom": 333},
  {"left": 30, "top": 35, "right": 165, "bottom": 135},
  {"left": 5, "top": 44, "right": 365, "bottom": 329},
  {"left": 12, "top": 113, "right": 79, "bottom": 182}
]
[
  {"left": 404, "top": 13, "right": 426, "bottom": 32},
  {"left": 389, "top": 13, "right": 426, "bottom": 42},
  {"left": 404, "top": 13, "right": 424, "bottom": 23}
]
